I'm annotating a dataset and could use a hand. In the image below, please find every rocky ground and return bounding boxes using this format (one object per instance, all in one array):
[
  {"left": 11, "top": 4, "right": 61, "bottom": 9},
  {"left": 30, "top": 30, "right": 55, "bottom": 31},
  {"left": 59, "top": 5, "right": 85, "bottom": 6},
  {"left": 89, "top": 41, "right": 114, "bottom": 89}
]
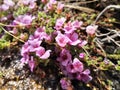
[{"left": 0, "top": 42, "right": 119, "bottom": 90}]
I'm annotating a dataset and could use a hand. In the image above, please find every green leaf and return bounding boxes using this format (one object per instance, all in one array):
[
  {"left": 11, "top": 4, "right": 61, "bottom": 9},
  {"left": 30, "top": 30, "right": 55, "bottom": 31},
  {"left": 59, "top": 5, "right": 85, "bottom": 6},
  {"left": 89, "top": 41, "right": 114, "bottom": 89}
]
[
  {"left": 0, "top": 71, "right": 3, "bottom": 77},
  {"left": 0, "top": 39, "right": 10, "bottom": 49},
  {"left": 38, "top": 12, "right": 47, "bottom": 19},
  {"left": 14, "top": 5, "right": 29, "bottom": 16},
  {"left": 115, "top": 65, "right": 120, "bottom": 70},
  {"left": 107, "top": 54, "right": 120, "bottom": 60},
  {"left": 118, "top": 61, "right": 120, "bottom": 65}
]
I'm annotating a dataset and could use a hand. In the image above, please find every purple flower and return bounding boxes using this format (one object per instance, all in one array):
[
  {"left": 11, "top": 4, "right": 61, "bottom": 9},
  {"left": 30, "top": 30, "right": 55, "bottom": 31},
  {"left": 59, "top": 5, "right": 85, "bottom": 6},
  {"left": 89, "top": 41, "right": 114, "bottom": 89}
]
[
  {"left": 103, "top": 58, "right": 109, "bottom": 64},
  {"left": 0, "top": 0, "right": 15, "bottom": 11},
  {"left": 0, "top": 4, "right": 9, "bottom": 11},
  {"left": 21, "top": 0, "right": 31, "bottom": 5},
  {"left": 60, "top": 65, "right": 68, "bottom": 76},
  {"left": 56, "top": 2, "right": 64, "bottom": 14},
  {"left": 66, "top": 32, "right": 81, "bottom": 46},
  {"left": 34, "top": 27, "right": 45, "bottom": 38},
  {"left": 20, "top": 0, "right": 36, "bottom": 5},
  {"left": 44, "top": 0, "right": 57, "bottom": 11},
  {"left": 63, "top": 22, "right": 76, "bottom": 34},
  {"left": 79, "top": 53, "right": 85, "bottom": 59},
  {"left": 60, "top": 78, "right": 71, "bottom": 90},
  {"left": 0, "top": 16, "right": 7, "bottom": 21},
  {"left": 72, "top": 20, "right": 83, "bottom": 29},
  {"left": 78, "top": 40, "right": 87, "bottom": 47},
  {"left": 49, "top": 0, "right": 57, "bottom": 4},
  {"left": 28, "top": 39, "right": 42, "bottom": 52},
  {"left": 34, "top": 27, "right": 51, "bottom": 42},
  {"left": 57, "top": 49, "right": 72, "bottom": 66},
  {"left": 4, "top": 0, "right": 15, "bottom": 7},
  {"left": 28, "top": 56, "right": 35, "bottom": 72},
  {"left": 80, "top": 69, "right": 92, "bottom": 83},
  {"left": 72, "top": 58, "right": 84, "bottom": 72},
  {"left": 21, "top": 42, "right": 30, "bottom": 56},
  {"left": 86, "top": 25, "right": 98, "bottom": 35},
  {"left": 54, "top": 17, "right": 66, "bottom": 30},
  {"left": 13, "top": 15, "right": 35, "bottom": 26},
  {"left": 55, "top": 33, "right": 70, "bottom": 47},
  {"left": 9, "top": 28, "right": 18, "bottom": 35},
  {"left": 29, "top": 2, "right": 36, "bottom": 9},
  {"left": 20, "top": 54, "right": 29, "bottom": 64},
  {"left": 36, "top": 46, "right": 51, "bottom": 59},
  {"left": 19, "top": 0, "right": 36, "bottom": 9},
  {"left": 67, "top": 58, "right": 84, "bottom": 73}
]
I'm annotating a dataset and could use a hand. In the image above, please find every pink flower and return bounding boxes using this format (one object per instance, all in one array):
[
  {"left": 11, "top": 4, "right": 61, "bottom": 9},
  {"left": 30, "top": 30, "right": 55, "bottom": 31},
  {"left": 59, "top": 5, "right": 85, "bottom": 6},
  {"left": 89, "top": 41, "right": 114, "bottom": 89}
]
[
  {"left": 63, "top": 22, "right": 76, "bottom": 34},
  {"left": 4, "top": 0, "right": 15, "bottom": 7},
  {"left": 34, "top": 27, "right": 51, "bottom": 42},
  {"left": 86, "top": 25, "right": 98, "bottom": 35},
  {"left": 79, "top": 53, "right": 85, "bottom": 59},
  {"left": 72, "top": 20, "right": 83, "bottom": 29},
  {"left": 28, "top": 39, "right": 42, "bottom": 52},
  {"left": 80, "top": 69, "right": 92, "bottom": 83},
  {"left": 0, "top": 17, "right": 7, "bottom": 21},
  {"left": 28, "top": 56, "right": 35, "bottom": 72},
  {"left": 34, "top": 27, "right": 45, "bottom": 38},
  {"left": 21, "top": 0, "right": 36, "bottom": 5},
  {"left": 66, "top": 32, "right": 81, "bottom": 46},
  {"left": 45, "top": 0, "right": 57, "bottom": 11},
  {"left": 19, "top": 0, "right": 36, "bottom": 9},
  {"left": 60, "top": 65, "right": 68, "bottom": 76},
  {"left": 66, "top": 58, "right": 84, "bottom": 73},
  {"left": 9, "top": 28, "right": 18, "bottom": 35},
  {"left": 20, "top": 54, "right": 29, "bottom": 64},
  {"left": 29, "top": 2, "right": 36, "bottom": 9},
  {"left": 21, "top": 0, "right": 31, "bottom": 5},
  {"left": 0, "top": 0, "right": 14, "bottom": 11},
  {"left": 57, "top": 2, "right": 64, "bottom": 11},
  {"left": 21, "top": 42, "right": 30, "bottom": 56},
  {"left": 45, "top": 3, "right": 53, "bottom": 11},
  {"left": 0, "top": 4, "right": 9, "bottom": 11},
  {"left": 49, "top": 0, "right": 57, "bottom": 4},
  {"left": 54, "top": 17, "right": 66, "bottom": 30},
  {"left": 78, "top": 40, "right": 87, "bottom": 47},
  {"left": 36, "top": 47, "right": 51, "bottom": 59},
  {"left": 13, "top": 15, "right": 35, "bottom": 26},
  {"left": 57, "top": 49, "right": 72, "bottom": 66},
  {"left": 60, "top": 78, "right": 71, "bottom": 90},
  {"left": 103, "top": 58, "right": 109, "bottom": 64},
  {"left": 72, "top": 58, "right": 84, "bottom": 72},
  {"left": 55, "top": 33, "right": 70, "bottom": 47}
]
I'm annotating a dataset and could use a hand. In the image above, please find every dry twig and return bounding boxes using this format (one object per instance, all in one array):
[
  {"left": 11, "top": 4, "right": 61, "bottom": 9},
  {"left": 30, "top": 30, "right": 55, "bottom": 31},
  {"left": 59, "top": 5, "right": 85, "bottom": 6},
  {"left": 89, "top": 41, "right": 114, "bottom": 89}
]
[
  {"left": 64, "top": 4, "right": 96, "bottom": 13},
  {"left": 0, "top": 26, "right": 25, "bottom": 43},
  {"left": 93, "top": 5, "right": 120, "bottom": 24}
]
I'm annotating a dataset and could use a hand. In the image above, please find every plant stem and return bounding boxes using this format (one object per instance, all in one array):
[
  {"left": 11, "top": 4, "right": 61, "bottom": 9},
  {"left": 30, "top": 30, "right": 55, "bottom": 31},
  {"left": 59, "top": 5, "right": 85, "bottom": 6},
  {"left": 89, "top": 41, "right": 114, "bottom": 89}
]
[{"left": 0, "top": 26, "right": 25, "bottom": 43}]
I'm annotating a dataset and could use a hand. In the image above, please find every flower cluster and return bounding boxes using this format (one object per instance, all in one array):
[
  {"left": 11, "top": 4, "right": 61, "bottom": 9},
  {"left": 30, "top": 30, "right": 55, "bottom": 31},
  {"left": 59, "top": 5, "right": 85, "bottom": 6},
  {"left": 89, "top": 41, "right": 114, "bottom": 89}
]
[
  {"left": 0, "top": 0, "right": 15, "bottom": 11},
  {"left": 17, "top": 0, "right": 37, "bottom": 9},
  {"left": 19, "top": 0, "right": 96, "bottom": 86},
  {"left": 55, "top": 17, "right": 84, "bottom": 47},
  {"left": 60, "top": 78, "right": 72, "bottom": 90},
  {"left": 20, "top": 14, "right": 94, "bottom": 84},
  {"left": 57, "top": 49, "right": 92, "bottom": 83},
  {"left": 44, "top": 0, "right": 64, "bottom": 14},
  {"left": 13, "top": 14, "right": 35, "bottom": 27},
  {"left": 21, "top": 27, "right": 51, "bottom": 71}
]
